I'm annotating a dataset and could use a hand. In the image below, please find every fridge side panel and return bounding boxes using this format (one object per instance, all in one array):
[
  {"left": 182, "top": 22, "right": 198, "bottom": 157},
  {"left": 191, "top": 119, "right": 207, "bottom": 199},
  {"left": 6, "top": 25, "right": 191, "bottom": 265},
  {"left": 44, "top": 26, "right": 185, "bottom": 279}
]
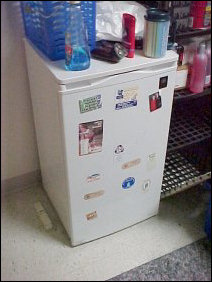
[{"left": 25, "top": 41, "right": 73, "bottom": 239}]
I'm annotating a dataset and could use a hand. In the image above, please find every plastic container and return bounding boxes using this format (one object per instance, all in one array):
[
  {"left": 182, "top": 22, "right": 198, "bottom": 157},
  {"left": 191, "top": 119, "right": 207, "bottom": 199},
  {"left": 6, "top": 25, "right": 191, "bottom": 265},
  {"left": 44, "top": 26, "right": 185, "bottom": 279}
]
[
  {"left": 65, "top": 1, "right": 90, "bottom": 71},
  {"left": 143, "top": 8, "right": 170, "bottom": 58},
  {"left": 189, "top": 43, "right": 207, "bottom": 93},
  {"left": 21, "top": 1, "right": 96, "bottom": 61},
  {"left": 172, "top": 43, "right": 184, "bottom": 66},
  {"left": 91, "top": 40, "right": 128, "bottom": 63},
  {"left": 185, "top": 40, "right": 198, "bottom": 89},
  {"left": 205, "top": 41, "right": 211, "bottom": 87},
  {"left": 122, "top": 14, "right": 136, "bottom": 58}
]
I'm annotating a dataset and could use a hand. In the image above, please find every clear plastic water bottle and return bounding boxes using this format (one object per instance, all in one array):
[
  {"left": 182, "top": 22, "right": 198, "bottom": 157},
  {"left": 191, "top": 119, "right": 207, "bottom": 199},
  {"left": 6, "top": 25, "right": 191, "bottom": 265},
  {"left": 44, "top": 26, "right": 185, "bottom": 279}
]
[{"left": 65, "top": 1, "right": 90, "bottom": 71}]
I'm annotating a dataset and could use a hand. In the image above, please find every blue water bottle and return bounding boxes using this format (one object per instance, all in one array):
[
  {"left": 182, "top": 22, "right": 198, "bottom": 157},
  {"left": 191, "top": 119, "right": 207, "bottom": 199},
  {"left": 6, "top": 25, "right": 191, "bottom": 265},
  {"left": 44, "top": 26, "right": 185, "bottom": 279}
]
[{"left": 65, "top": 1, "right": 90, "bottom": 71}]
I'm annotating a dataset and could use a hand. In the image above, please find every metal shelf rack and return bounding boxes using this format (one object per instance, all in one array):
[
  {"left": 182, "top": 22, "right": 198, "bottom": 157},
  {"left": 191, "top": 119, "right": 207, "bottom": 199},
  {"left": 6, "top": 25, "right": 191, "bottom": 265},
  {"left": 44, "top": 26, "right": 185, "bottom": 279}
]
[
  {"left": 162, "top": 95, "right": 211, "bottom": 198},
  {"left": 135, "top": 1, "right": 212, "bottom": 199},
  {"left": 174, "top": 87, "right": 211, "bottom": 101},
  {"left": 175, "top": 28, "right": 211, "bottom": 40},
  {"left": 161, "top": 150, "right": 211, "bottom": 199},
  {"left": 167, "top": 99, "right": 211, "bottom": 152}
]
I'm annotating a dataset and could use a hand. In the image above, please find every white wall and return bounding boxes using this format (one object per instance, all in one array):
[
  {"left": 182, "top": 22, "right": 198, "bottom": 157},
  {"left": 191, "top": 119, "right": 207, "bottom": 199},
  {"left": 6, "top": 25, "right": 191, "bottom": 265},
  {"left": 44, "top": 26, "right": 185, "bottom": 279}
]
[{"left": 1, "top": 1, "right": 40, "bottom": 182}]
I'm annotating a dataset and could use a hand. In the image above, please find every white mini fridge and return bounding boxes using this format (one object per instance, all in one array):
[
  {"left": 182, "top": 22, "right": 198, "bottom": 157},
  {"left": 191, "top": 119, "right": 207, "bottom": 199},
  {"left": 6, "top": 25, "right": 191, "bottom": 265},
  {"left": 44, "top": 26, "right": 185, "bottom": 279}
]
[{"left": 25, "top": 39, "right": 178, "bottom": 246}]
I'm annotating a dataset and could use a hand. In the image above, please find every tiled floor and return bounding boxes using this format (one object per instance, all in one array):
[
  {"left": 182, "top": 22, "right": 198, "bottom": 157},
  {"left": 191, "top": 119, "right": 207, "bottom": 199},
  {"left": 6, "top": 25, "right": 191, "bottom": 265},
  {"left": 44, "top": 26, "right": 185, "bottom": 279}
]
[{"left": 1, "top": 185, "right": 208, "bottom": 281}]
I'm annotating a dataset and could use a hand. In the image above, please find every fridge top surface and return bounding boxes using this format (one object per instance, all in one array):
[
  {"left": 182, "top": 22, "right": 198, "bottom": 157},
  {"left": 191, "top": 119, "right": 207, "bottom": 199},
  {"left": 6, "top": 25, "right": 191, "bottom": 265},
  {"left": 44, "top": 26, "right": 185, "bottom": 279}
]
[{"left": 25, "top": 39, "right": 178, "bottom": 85}]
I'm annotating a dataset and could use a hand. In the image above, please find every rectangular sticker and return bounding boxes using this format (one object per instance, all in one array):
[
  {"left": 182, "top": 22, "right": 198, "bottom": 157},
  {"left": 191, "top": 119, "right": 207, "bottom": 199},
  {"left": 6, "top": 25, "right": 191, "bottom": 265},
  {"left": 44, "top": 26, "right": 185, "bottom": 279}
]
[
  {"left": 115, "top": 87, "right": 138, "bottom": 110},
  {"left": 84, "top": 190, "right": 104, "bottom": 200},
  {"left": 79, "top": 95, "right": 102, "bottom": 113},
  {"left": 79, "top": 120, "right": 103, "bottom": 156},
  {"left": 122, "top": 158, "right": 141, "bottom": 169},
  {"left": 86, "top": 211, "right": 97, "bottom": 221}
]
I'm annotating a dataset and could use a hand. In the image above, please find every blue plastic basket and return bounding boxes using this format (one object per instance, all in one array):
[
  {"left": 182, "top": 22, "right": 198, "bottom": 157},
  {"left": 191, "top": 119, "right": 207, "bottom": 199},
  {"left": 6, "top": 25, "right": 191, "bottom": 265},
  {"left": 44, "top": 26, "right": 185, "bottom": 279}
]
[{"left": 21, "top": 1, "right": 96, "bottom": 61}]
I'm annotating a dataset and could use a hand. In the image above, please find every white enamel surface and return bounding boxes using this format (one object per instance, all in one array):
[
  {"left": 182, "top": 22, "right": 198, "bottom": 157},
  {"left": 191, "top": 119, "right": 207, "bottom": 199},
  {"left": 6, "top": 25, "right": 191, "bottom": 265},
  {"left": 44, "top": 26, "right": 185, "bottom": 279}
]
[
  {"left": 24, "top": 39, "right": 177, "bottom": 246},
  {"left": 24, "top": 39, "right": 178, "bottom": 85}
]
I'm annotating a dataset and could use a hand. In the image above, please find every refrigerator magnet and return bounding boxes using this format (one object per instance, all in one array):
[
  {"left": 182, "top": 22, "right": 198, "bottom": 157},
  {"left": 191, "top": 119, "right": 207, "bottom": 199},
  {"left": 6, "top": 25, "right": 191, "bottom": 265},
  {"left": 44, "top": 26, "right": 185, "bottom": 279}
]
[
  {"left": 122, "top": 158, "right": 141, "bottom": 169},
  {"left": 84, "top": 190, "right": 104, "bottom": 200},
  {"left": 87, "top": 173, "right": 101, "bottom": 183},
  {"left": 86, "top": 211, "right": 97, "bottom": 221},
  {"left": 114, "top": 145, "right": 125, "bottom": 163},
  {"left": 79, "top": 95, "right": 102, "bottom": 113},
  {"left": 159, "top": 76, "right": 168, "bottom": 89},
  {"left": 122, "top": 177, "right": 135, "bottom": 189},
  {"left": 79, "top": 120, "right": 103, "bottom": 156},
  {"left": 149, "top": 92, "right": 162, "bottom": 112},
  {"left": 142, "top": 179, "right": 151, "bottom": 192},
  {"left": 115, "top": 145, "right": 125, "bottom": 154},
  {"left": 115, "top": 86, "right": 138, "bottom": 110}
]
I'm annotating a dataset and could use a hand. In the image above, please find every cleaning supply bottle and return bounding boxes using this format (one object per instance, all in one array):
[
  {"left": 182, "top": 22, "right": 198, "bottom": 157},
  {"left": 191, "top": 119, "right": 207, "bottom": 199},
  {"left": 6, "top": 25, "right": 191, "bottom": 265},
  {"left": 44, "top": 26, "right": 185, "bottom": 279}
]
[
  {"left": 205, "top": 41, "right": 211, "bottom": 87},
  {"left": 186, "top": 40, "right": 197, "bottom": 89},
  {"left": 189, "top": 42, "right": 207, "bottom": 93},
  {"left": 65, "top": 1, "right": 90, "bottom": 71}
]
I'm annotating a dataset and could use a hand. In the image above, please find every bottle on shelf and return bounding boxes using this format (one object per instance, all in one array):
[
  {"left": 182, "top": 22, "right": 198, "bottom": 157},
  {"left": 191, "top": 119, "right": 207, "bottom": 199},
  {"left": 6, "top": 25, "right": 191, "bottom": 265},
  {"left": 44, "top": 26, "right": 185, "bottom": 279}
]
[
  {"left": 189, "top": 42, "right": 207, "bottom": 93},
  {"left": 186, "top": 40, "right": 197, "bottom": 89},
  {"left": 122, "top": 13, "right": 136, "bottom": 58},
  {"left": 172, "top": 43, "right": 184, "bottom": 66},
  {"left": 65, "top": 1, "right": 90, "bottom": 71},
  {"left": 205, "top": 40, "right": 211, "bottom": 87}
]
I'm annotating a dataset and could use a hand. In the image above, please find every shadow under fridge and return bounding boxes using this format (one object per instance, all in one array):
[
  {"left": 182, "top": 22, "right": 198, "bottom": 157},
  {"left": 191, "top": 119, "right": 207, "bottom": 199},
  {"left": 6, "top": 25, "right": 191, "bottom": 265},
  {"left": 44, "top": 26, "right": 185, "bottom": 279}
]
[{"left": 25, "top": 39, "right": 178, "bottom": 246}]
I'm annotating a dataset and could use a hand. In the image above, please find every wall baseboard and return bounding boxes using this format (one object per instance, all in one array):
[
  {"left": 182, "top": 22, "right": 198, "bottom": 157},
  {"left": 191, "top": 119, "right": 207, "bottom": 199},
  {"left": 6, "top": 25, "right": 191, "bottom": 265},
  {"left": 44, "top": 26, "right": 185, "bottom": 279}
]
[{"left": 1, "top": 169, "right": 42, "bottom": 196}]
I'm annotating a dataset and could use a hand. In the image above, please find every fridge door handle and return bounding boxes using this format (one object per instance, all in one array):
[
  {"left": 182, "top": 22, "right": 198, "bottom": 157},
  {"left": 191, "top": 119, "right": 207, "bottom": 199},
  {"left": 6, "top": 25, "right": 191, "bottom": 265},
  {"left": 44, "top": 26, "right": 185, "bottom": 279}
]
[
  {"left": 60, "top": 61, "right": 177, "bottom": 93},
  {"left": 88, "top": 76, "right": 117, "bottom": 88},
  {"left": 60, "top": 76, "right": 118, "bottom": 92},
  {"left": 135, "top": 61, "right": 177, "bottom": 74}
]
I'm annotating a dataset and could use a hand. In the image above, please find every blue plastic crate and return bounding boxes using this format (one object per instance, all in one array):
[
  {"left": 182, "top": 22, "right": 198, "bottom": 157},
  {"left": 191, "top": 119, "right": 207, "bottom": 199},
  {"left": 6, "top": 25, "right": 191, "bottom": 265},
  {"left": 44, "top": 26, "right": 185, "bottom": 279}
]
[{"left": 21, "top": 1, "right": 96, "bottom": 61}]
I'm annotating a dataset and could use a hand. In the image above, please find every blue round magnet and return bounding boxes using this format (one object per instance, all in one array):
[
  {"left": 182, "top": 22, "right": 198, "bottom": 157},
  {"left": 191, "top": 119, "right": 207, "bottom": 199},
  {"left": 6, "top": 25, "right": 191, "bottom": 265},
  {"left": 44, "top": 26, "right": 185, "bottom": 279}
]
[{"left": 122, "top": 177, "right": 135, "bottom": 189}]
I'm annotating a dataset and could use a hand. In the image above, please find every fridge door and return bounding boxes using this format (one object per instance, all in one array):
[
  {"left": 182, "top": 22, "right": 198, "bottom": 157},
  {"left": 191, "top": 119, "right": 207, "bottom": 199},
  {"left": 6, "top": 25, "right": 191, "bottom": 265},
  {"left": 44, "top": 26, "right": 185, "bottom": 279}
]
[{"left": 59, "top": 66, "right": 176, "bottom": 246}]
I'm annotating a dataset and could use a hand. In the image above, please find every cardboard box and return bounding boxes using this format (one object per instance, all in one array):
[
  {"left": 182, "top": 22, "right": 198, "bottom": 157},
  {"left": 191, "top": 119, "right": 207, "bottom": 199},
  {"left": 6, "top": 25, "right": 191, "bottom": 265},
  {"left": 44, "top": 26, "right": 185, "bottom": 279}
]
[{"left": 175, "top": 64, "right": 188, "bottom": 90}]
